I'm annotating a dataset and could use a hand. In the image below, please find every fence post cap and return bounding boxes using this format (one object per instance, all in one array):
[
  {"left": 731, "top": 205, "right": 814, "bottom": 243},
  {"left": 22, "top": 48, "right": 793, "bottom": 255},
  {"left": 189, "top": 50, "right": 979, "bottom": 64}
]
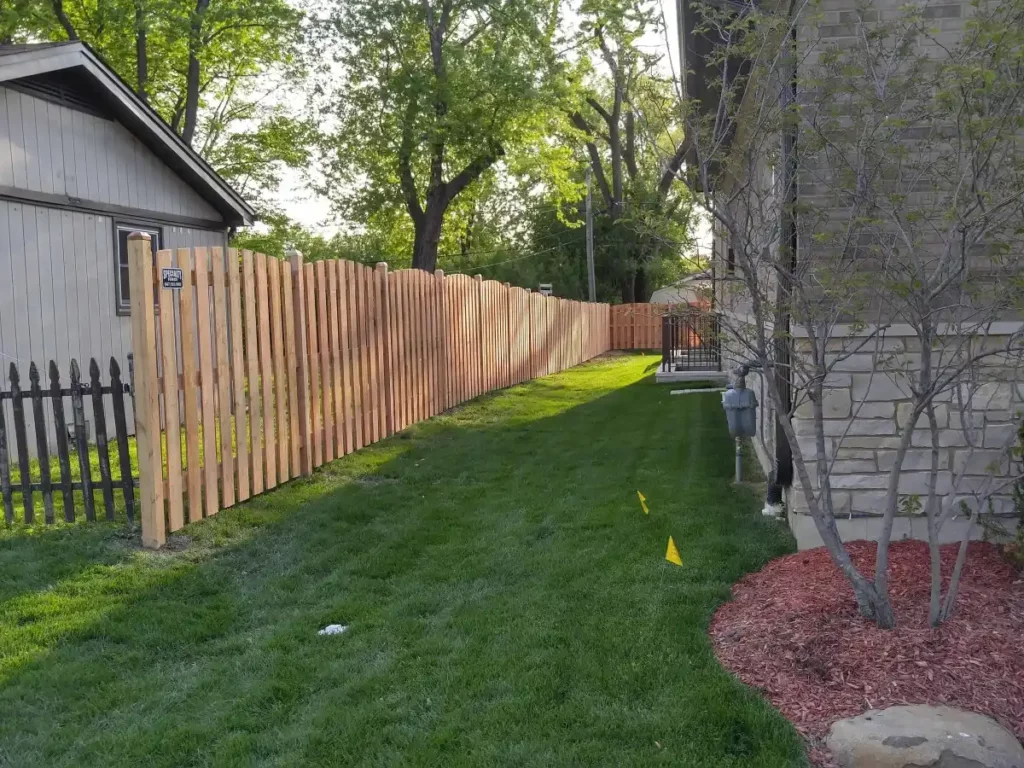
[
  {"left": 285, "top": 249, "right": 303, "bottom": 259},
  {"left": 434, "top": 269, "right": 444, "bottom": 278},
  {"left": 375, "top": 262, "right": 388, "bottom": 272},
  {"left": 127, "top": 231, "right": 152, "bottom": 241},
  {"left": 473, "top": 274, "right": 483, "bottom": 282}
]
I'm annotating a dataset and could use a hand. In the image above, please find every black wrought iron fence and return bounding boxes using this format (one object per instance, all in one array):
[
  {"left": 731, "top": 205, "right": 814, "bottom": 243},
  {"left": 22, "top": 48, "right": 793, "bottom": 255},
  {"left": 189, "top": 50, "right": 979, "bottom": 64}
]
[
  {"left": 660, "top": 310, "right": 722, "bottom": 372},
  {"left": 0, "top": 357, "right": 137, "bottom": 525}
]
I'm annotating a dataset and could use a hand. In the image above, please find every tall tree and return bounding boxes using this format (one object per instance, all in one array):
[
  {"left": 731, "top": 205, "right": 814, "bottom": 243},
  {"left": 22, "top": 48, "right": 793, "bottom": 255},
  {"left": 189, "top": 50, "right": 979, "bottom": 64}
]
[
  {"left": 321, "top": 0, "right": 565, "bottom": 272},
  {"left": 8, "top": 0, "right": 310, "bottom": 205},
  {"left": 568, "top": 0, "right": 692, "bottom": 301}
]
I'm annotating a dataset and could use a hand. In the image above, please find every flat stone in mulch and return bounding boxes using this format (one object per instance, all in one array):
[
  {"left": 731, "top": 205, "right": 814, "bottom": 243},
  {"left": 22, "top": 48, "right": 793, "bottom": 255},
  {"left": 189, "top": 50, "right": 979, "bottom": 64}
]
[{"left": 709, "top": 540, "right": 1024, "bottom": 766}]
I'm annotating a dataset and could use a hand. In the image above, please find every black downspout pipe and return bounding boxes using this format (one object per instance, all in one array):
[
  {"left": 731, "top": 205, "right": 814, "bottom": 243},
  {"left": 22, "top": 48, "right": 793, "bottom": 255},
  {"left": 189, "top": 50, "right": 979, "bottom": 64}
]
[{"left": 767, "top": 26, "right": 797, "bottom": 507}]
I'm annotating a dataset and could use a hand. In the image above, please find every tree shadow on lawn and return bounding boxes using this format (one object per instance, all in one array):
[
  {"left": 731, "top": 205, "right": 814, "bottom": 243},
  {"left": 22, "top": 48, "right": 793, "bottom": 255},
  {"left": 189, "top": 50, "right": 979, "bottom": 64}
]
[{"left": 0, "top": 360, "right": 808, "bottom": 768}]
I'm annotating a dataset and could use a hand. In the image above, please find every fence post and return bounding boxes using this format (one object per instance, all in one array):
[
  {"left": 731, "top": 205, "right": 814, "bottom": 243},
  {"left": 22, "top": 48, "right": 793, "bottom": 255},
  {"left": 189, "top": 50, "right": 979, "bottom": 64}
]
[
  {"left": 128, "top": 232, "right": 165, "bottom": 548},
  {"left": 375, "top": 262, "right": 394, "bottom": 437},
  {"left": 288, "top": 250, "right": 313, "bottom": 476}
]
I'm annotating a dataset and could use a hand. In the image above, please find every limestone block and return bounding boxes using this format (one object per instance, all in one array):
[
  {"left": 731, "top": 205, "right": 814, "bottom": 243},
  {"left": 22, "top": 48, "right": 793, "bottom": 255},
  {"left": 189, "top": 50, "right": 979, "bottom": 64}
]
[
  {"left": 836, "top": 449, "right": 877, "bottom": 460},
  {"left": 831, "top": 459, "right": 878, "bottom": 474},
  {"left": 877, "top": 449, "right": 949, "bottom": 471},
  {"left": 851, "top": 373, "right": 911, "bottom": 402},
  {"left": 831, "top": 474, "right": 889, "bottom": 490},
  {"left": 983, "top": 422, "right": 1018, "bottom": 449},
  {"left": 964, "top": 382, "right": 1013, "bottom": 411},
  {"left": 854, "top": 402, "right": 896, "bottom": 419},
  {"left": 953, "top": 449, "right": 1010, "bottom": 476}
]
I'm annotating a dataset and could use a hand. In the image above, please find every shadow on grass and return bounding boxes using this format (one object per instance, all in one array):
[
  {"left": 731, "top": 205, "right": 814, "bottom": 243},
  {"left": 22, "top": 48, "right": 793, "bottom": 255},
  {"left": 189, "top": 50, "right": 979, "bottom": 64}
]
[{"left": 0, "top": 357, "right": 805, "bottom": 768}]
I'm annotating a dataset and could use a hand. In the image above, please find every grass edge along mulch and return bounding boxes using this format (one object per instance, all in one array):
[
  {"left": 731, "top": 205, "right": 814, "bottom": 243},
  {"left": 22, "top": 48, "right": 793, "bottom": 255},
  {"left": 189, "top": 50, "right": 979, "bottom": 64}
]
[{"left": 710, "top": 539, "right": 1024, "bottom": 766}]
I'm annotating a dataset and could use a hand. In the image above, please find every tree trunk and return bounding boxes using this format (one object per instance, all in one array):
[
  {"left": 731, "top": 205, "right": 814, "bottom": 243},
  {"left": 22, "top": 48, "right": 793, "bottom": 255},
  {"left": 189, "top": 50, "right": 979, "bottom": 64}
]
[
  {"left": 181, "top": 0, "right": 211, "bottom": 146},
  {"left": 412, "top": 205, "right": 445, "bottom": 272},
  {"left": 633, "top": 268, "right": 647, "bottom": 303},
  {"left": 52, "top": 0, "right": 78, "bottom": 40},
  {"left": 135, "top": 1, "right": 148, "bottom": 102},
  {"left": 621, "top": 276, "right": 635, "bottom": 303}
]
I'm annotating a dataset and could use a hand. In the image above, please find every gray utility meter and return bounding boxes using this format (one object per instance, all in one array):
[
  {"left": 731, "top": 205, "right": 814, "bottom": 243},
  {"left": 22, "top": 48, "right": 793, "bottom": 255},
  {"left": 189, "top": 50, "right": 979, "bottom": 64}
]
[{"left": 722, "top": 365, "right": 759, "bottom": 481}]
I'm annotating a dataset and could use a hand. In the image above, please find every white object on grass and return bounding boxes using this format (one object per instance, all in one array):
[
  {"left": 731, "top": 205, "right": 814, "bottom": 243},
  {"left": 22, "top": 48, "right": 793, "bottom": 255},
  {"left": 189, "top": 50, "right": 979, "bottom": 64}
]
[
  {"left": 318, "top": 624, "right": 349, "bottom": 636},
  {"left": 670, "top": 387, "right": 727, "bottom": 395}
]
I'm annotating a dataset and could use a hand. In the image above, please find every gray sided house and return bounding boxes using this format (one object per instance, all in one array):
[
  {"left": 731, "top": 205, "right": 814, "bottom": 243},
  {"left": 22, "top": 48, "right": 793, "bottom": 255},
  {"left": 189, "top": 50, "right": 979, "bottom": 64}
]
[
  {"left": 0, "top": 42, "right": 253, "bottom": 456},
  {"left": 0, "top": 41, "right": 254, "bottom": 377}
]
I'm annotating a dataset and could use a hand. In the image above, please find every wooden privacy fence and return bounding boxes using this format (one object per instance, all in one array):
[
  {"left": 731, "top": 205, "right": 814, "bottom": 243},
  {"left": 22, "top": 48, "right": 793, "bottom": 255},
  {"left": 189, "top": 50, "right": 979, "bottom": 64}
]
[
  {"left": 0, "top": 357, "right": 136, "bottom": 525},
  {"left": 127, "top": 234, "right": 611, "bottom": 548},
  {"left": 610, "top": 303, "right": 669, "bottom": 349}
]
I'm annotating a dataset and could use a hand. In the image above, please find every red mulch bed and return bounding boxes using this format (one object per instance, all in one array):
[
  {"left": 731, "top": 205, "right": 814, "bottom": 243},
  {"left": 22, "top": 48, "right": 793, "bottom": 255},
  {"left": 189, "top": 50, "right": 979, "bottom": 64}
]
[{"left": 710, "top": 540, "right": 1024, "bottom": 766}]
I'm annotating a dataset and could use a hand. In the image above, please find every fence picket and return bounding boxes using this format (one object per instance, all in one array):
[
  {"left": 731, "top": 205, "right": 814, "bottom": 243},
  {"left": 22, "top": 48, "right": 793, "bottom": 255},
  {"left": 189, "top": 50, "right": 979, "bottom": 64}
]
[
  {"left": 211, "top": 247, "right": 235, "bottom": 506},
  {"left": 194, "top": 247, "right": 218, "bottom": 519},
  {"left": 229, "top": 248, "right": 250, "bottom": 503},
  {"left": 242, "top": 250, "right": 261, "bottom": 496},
  {"left": 178, "top": 248, "right": 202, "bottom": 521},
  {"left": 0, "top": 394, "right": 10, "bottom": 524},
  {"left": 69, "top": 360, "right": 94, "bottom": 522},
  {"left": 316, "top": 261, "right": 333, "bottom": 460},
  {"left": 48, "top": 361, "right": 74, "bottom": 520},
  {"left": 269, "top": 257, "right": 288, "bottom": 483},
  {"left": 28, "top": 363, "right": 54, "bottom": 523},
  {"left": 10, "top": 364, "right": 32, "bottom": 523},
  {"left": 350, "top": 263, "right": 365, "bottom": 449},
  {"left": 158, "top": 249, "right": 184, "bottom": 531},
  {"left": 328, "top": 260, "right": 344, "bottom": 457},
  {"left": 88, "top": 358, "right": 115, "bottom": 520},
  {"left": 338, "top": 260, "right": 354, "bottom": 454},
  {"left": 303, "top": 263, "right": 322, "bottom": 468},
  {"left": 283, "top": 256, "right": 302, "bottom": 475},
  {"left": 257, "top": 254, "right": 276, "bottom": 488},
  {"left": 109, "top": 359, "right": 135, "bottom": 522}
]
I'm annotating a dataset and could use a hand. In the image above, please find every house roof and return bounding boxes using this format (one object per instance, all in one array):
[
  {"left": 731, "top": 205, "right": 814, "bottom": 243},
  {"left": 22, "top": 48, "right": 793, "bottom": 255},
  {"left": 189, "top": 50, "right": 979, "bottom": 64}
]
[{"left": 0, "top": 42, "right": 255, "bottom": 226}]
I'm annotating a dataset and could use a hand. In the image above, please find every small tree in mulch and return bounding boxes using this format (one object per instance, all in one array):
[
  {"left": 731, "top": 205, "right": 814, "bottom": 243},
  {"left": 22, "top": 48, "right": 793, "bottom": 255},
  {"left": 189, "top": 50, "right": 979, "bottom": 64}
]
[{"left": 663, "top": 0, "right": 1024, "bottom": 627}]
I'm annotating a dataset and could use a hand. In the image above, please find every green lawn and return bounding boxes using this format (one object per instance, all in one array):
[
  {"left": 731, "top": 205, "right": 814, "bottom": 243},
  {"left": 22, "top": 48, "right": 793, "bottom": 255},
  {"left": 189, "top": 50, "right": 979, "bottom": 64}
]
[{"left": 0, "top": 354, "right": 806, "bottom": 767}]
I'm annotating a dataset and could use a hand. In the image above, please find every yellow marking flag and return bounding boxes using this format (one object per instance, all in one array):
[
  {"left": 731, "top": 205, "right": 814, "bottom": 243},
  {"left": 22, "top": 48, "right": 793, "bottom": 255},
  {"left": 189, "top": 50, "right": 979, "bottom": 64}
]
[
  {"left": 637, "top": 490, "right": 649, "bottom": 515},
  {"left": 665, "top": 536, "right": 683, "bottom": 566}
]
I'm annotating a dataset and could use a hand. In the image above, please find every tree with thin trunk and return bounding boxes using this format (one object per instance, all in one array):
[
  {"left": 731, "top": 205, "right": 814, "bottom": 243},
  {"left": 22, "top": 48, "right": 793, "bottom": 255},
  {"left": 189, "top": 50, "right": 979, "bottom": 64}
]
[
  {"left": 569, "top": 0, "right": 692, "bottom": 301},
  {"left": 672, "top": 0, "right": 1024, "bottom": 626}
]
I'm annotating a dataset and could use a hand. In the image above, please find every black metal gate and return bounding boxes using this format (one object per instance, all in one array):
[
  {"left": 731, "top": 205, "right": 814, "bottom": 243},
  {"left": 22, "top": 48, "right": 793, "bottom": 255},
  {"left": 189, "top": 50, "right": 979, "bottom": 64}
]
[{"left": 660, "top": 310, "right": 721, "bottom": 373}]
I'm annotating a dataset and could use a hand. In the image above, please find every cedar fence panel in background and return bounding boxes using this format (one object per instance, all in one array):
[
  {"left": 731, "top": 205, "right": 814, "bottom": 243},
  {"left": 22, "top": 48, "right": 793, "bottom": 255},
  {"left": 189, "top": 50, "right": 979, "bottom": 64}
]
[
  {"left": 610, "top": 303, "right": 669, "bottom": 349},
  {"left": 128, "top": 237, "right": 613, "bottom": 548}
]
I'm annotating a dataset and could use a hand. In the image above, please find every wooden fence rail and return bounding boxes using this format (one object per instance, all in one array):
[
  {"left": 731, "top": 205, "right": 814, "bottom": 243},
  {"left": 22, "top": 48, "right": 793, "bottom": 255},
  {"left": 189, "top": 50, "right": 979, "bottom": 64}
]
[{"left": 127, "top": 235, "right": 612, "bottom": 548}]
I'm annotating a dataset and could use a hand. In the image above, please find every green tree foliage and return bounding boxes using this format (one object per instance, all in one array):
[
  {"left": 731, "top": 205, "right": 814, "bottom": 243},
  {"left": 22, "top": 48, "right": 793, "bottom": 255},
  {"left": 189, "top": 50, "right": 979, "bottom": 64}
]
[
  {"left": 319, "top": 0, "right": 570, "bottom": 272},
  {"left": 6, "top": 0, "right": 312, "bottom": 206},
  {"left": 565, "top": 0, "right": 694, "bottom": 301}
]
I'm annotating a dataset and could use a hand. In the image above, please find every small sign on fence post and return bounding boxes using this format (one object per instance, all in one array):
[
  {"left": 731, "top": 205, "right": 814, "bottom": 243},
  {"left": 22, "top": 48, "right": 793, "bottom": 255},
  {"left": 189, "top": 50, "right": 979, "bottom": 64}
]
[{"left": 161, "top": 268, "right": 183, "bottom": 290}]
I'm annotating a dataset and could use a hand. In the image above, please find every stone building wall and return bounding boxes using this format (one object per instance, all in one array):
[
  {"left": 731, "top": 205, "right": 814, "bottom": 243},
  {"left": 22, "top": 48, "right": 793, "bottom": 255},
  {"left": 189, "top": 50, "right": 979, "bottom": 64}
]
[{"left": 786, "top": 328, "right": 1023, "bottom": 542}]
